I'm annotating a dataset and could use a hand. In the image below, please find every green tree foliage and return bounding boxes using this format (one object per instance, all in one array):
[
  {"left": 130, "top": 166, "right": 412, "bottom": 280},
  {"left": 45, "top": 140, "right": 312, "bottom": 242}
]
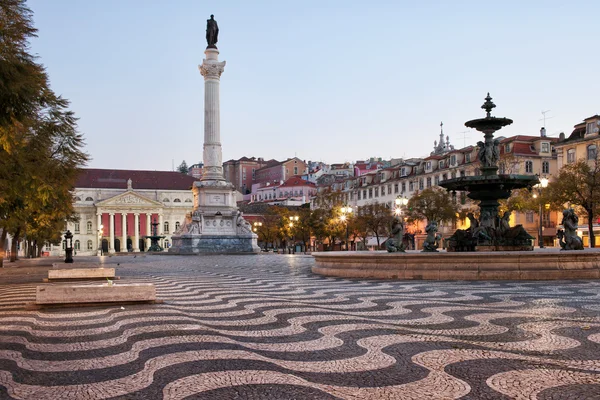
[
  {"left": 406, "top": 187, "right": 460, "bottom": 225},
  {"left": 0, "top": 1, "right": 89, "bottom": 264},
  {"left": 355, "top": 202, "right": 394, "bottom": 248},
  {"left": 177, "top": 160, "right": 189, "bottom": 174},
  {"left": 547, "top": 158, "right": 600, "bottom": 248}
]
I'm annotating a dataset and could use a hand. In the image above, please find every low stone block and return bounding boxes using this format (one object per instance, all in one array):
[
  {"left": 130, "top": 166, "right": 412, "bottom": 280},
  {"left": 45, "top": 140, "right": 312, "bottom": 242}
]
[
  {"left": 36, "top": 283, "right": 156, "bottom": 305},
  {"left": 48, "top": 268, "right": 115, "bottom": 280}
]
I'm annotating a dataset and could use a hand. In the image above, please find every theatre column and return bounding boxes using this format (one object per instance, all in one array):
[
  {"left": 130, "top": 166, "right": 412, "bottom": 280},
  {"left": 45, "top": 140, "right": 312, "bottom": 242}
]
[
  {"left": 121, "top": 212, "right": 127, "bottom": 252},
  {"left": 158, "top": 213, "right": 164, "bottom": 249},
  {"left": 109, "top": 213, "right": 115, "bottom": 254},
  {"left": 146, "top": 213, "right": 152, "bottom": 250},
  {"left": 134, "top": 213, "right": 140, "bottom": 252}
]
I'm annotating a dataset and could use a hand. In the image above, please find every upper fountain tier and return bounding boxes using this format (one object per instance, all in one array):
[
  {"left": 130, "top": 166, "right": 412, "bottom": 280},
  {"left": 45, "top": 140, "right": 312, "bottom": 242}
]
[{"left": 465, "top": 93, "right": 513, "bottom": 135}]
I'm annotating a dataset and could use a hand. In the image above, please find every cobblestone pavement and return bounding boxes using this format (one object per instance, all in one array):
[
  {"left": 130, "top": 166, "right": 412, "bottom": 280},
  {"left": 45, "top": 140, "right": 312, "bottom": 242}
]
[{"left": 1, "top": 254, "right": 600, "bottom": 399}]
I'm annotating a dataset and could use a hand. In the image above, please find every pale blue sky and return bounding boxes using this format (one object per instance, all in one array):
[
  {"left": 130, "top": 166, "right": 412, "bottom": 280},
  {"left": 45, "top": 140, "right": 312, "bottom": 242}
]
[{"left": 28, "top": 0, "right": 600, "bottom": 170}]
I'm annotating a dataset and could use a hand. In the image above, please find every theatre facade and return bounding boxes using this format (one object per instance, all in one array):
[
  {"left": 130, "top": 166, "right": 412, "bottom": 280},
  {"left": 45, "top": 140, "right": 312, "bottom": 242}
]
[{"left": 51, "top": 169, "right": 198, "bottom": 256}]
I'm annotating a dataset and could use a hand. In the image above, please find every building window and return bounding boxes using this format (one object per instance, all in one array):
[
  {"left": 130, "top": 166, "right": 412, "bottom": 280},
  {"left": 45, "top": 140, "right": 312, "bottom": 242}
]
[
  {"left": 74, "top": 223, "right": 80, "bottom": 234},
  {"left": 567, "top": 149, "right": 576, "bottom": 164},
  {"left": 434, "top": 176, "right": 439, "bottom": 185},
  {"left": 85, "top": 197, "right": 93, "bottom": 201},
  {"left": 442, "top": 173, "right": 447, "bottom": 181},
  {"left": 587, "top": 122, "right": 597, "bottom": 135},
  {"left": 174, "top": 198, "right": 181, "bottom": 203},
  {"left": 505, "top": 144, "right": 510, "bottom": 153},
  {"left": 466, "top": 153, "right": 471, "bottom": 163},
  {"left": 409, "top": 181, "right": 414, "bottom": 191},
  {"left": 394, "top": 183, "right": 398, "bottom": 194},
  {"left": 451, "top": 171, "right": 456, "bottom": 179},
  {"left": 588, "top": 144, "right": 597, "bottom": 160},
  {"left": 163, "top": 198, "right": 170, "bottom": 202},
  {"left": 419, "top": 178, "right": 424, "bottom": 190},
  {"left": 450, "top": 155, "right": 456, "bottom": 165},
  {"left": 164, "top": 222, "right": 169, "bottom": 234},
  {"left": 401, "top": 182, "right": 406, "bottom": 192},
  {"left": 368, "top": 188, "right": 373, "bottom": 199},
  {"left": 86, "top": 221, "right": 92, "bottom": 234},
  {"left": 175, "top": 221, "right": 180, "bottom": 231},
  {"left": 294, "top": 166, "right": 298, "bottom": 175},
  {"left": 374, "top": 187, "right": 379, "bottom": 197},
  {"left": 439, "top": 160, "right": 444, "bottom": 168},
  {"left": 526, "top": 212, "right": 534, "bottom": 223},
  {"left": 74, "top": 196, "right": 81, "bottom": 201},
  {"left": 427, "top": 177, "right": 432, "bottom": 187},
  {"left": 87, "top": 240, "right": 93, "bottom": 250},
  {"left": 185, "top": 199, "right": 192, "bottom": 202},
  {"left": 541, "top": 142, "right": 550, "bottom": 153},
  {"left": 426, "top": 161, "right": 431, "bottom": 170},
  {"left": 357, "top": 191, "right": 361, "bottom": 200},
  {"left": 460, "top": 170, "right": 466, "bottom": 177},
  {"left": 401, "top": 167, "right": 406, "bottom": 176},
  {"left": 542, "top": 161, "right": 550, "bottom": 174},
  {"left": 387, "top": 184, "right": 392, "bottom": 194},
  {"left": 74, "top": 240, "right": 80, "bottom": 250},
  {"left": 525, "top": 160, "right": 533, "bottom": 173}
]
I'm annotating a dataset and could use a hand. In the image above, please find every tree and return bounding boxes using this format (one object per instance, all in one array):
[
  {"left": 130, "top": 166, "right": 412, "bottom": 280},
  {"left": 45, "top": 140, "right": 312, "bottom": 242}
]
[
  {"left": 547, "top": 158, "right": 600, "bottom": 248},
  {"left": 355, "top": 203, "right": 394, "bottom": 248},
  {"left": 0, "top": 1, "right": 89, "bottom": 265},
  {"left": 406, "top": 187, "right": 460, "bottom": 225},
  {"left": 177, "top": 160, "right": 189, "bottom": 174}
]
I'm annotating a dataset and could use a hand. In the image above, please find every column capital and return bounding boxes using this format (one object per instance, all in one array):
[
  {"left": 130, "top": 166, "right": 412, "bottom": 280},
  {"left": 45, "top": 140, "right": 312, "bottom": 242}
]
[
  {"left": 199, "top": 60, "right": 226, "bottom": 79},
  {"left": 109, "top": 212, "right": 115, "bottom": 216}
]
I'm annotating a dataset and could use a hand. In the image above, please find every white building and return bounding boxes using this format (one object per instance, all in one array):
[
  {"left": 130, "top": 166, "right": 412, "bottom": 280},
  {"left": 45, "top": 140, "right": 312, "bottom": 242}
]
[{"left": 47, "top": 169, "right": 198, "bottom": 256}]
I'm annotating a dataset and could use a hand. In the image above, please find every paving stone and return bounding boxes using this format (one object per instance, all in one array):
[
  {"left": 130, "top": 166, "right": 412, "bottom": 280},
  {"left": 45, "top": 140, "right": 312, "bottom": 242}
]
[{"left": 0, "top": 255, "right": 599, "bottom": 399}]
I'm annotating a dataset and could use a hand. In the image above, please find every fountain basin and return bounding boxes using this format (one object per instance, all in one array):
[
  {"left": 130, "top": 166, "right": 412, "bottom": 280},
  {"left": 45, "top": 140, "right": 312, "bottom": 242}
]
[{"left": 312, "top": 249, "right": 600, "bottom": 280}]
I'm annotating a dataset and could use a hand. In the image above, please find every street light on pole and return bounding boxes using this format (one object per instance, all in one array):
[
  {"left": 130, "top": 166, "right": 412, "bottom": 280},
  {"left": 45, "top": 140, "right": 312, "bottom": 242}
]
[
  {"left": 288, "top": 216, "right": 299, "bottom": 253},
  {"left": 395, "top": 193, "right": 408, "bottom": 216},
  {"left": 340, "top": 205, "right": 353, "bottom": 251},
  {"left": 532, "top": 177, "right": 549, "bottom": 248}
]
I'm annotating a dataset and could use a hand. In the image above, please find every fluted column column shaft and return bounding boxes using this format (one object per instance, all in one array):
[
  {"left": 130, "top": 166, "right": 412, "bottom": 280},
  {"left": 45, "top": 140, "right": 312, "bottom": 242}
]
[
  {"left": 146, "top": 213, "right": 152, "bottom": 250},
  {"left": 199, "top": 48, "right": 226, "bottom": 181},
  {"left": 109, "top": 213, "right": 115, "bottom": 254},
  {"left": 121, "top": 213, "right": 127, "bottom": 252},
  {"left": 134, "top": 213, "right": 140, "bottom": 252}
]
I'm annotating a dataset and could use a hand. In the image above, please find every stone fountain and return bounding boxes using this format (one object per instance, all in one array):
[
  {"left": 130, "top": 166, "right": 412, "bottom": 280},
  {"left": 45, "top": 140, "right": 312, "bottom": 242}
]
[
  {"left": 311, "top": 94, "right": 600, "bottom": 280},
  {"left": 440, "top": 94, "right": 538, "bottom": 251},
  {"left": 144, "top": 218, "right": 165, "bottom": 252}
]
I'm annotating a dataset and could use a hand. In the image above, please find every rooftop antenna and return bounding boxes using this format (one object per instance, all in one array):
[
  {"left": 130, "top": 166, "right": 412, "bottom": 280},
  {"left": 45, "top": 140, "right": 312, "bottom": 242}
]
[
  {"left": 456, "top": 131, "right": 470, "bottom": 147},
  {"left": 539, "top": 110, "right": 553, "bottom": 128}
]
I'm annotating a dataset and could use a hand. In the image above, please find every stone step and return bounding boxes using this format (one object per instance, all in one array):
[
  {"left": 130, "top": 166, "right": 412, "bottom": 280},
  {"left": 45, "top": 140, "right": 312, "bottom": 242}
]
[
  {"left": 47, "top": 268, "right": 116, "bottom": 281},
  {"left": 35, "top": 283, "right": 156, "bottom": 305}
]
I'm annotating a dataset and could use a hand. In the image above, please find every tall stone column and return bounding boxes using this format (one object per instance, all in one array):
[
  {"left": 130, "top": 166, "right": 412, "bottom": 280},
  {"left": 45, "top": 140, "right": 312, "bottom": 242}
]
[
  {"left": 109, "top": 213, "right": 115, "bottom": 254},
  {"left": 146, "top": 213, "right": 152, "bottom": 250},
  {"left": 199, "top": 48, "right": 226, "bottom": 181},
  {"left": 158, "top": 214, "right": 164, "bottom": 249},
  {"left": 134, "top": 213, "right": 140, "bottom": 252},
  {"left": 121, "top": 213, "right": 127, "bottom": 252}
]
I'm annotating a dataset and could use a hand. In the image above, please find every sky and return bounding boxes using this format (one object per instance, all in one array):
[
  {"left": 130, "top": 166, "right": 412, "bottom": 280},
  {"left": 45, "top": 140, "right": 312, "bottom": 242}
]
[{"left": 27, "top": 0, "right": 600, "bottom": 171}]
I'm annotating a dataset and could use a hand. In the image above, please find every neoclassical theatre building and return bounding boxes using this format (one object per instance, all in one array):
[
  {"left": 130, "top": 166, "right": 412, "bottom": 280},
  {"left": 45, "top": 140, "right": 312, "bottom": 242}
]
[{"left": 58, "top": 169, "right": 198, "bottom": 256}]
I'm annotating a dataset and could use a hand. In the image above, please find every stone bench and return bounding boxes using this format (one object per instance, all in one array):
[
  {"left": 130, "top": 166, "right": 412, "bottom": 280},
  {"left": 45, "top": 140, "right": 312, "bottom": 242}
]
[
  {"left": 35, "top": 283, "right": 157, "bottom": 305},
  {"left": 45, "top": 267, "right": 117, "bottom": 282}
]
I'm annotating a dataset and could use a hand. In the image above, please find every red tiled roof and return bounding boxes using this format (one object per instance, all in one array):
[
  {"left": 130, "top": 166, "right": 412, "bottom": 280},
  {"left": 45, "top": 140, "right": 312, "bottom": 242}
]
[
  {"left": 511, "top": 143, "right": 536, "bottom": 155},
  {"left": 280, "top": 176, "right": 316, "bottom": 188},
  {"left": 75, "top": 169, "right": 199, "bottom": 190}
]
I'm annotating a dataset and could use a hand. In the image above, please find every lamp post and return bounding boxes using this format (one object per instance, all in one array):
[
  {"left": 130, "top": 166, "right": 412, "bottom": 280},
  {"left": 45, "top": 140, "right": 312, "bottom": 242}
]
[
  {"left": 340, "top": 205, "right": 353, "bottom": 251},
  {"left": 532, "top": 177, "right": 549, "bottom": 248},
  {"left": 395, "top": 194, "right": 409, "bottom": 216},
  {"left": 253, "top": 221, "right": 263, "bottom": 249},
  {"left": 64, "top": 230, "right": 74, "bottom": 263},
  {"left": 97, "top": 224, "right": 104, "bottom": 256},
  {"left": 288, "top": 215, "right": 299, "bottom": 253}
]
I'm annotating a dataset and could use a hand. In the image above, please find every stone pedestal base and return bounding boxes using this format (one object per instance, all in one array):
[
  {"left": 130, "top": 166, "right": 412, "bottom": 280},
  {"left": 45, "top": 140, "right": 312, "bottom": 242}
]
[{"left": 169, "top": 234, "right": 260, "bottom": 254}]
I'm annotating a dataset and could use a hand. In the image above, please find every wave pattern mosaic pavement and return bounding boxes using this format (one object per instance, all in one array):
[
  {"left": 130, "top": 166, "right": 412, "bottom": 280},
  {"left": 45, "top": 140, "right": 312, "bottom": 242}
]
[{"left": 1, "top": 254, "right": 600, "bottom": 399}]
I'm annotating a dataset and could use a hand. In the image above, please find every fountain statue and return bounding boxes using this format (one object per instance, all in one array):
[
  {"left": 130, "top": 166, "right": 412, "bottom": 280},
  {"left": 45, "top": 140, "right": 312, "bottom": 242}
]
[
  {"left": 386, "top": 218, "right": 406, "bottom": 252},
  {"left": 557, "top": 208, "right": 584, "bottom": 250},
  {"left": 441, "top": 94, "right": 537, "bottom": 251}
]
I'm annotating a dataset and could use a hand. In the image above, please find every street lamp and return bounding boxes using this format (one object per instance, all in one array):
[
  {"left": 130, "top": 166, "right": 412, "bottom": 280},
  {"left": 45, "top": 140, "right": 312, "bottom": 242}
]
[
  {"left": 97, "top": 224, "right": 104, "bottom": 256},
  {"left": 340, "top": 205, "right": 353, "bottom": 251},
  {"left": 288, "top": 216, "right": 299, "bottom": 254},
  {"left": 395, "top": 194, "right": 409, "bottom": 216},
  {"left": 532, "top": 177, "right": 549, "bottom": 248}
]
